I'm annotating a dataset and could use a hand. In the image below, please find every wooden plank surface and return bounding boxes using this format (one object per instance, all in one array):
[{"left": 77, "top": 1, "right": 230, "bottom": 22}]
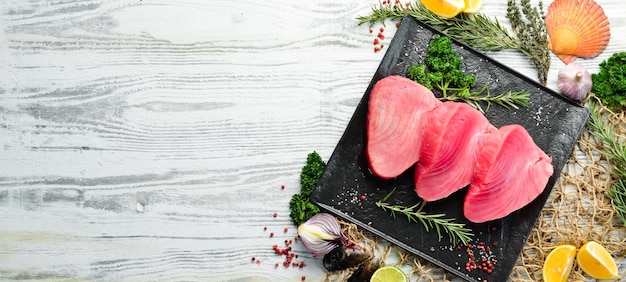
[{"left": 0, "top": 0, "right": 624, "bottom": 281}]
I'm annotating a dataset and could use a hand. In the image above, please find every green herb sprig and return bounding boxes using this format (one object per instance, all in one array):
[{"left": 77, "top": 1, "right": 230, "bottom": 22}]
[
  {"left": 357, "top": 1, "right": 550, "bottom": 84},
  {"left": 505, "top": 0, "right": 550, "bottom": 85},
  {"left": 357, "top": 2, "right": 516, "bottom": 52},
  {"left": 591, "top": 52, "right": 626, "bottom": 112},
  {"left": 442, "top": 84, "right": 530, "bottom": 113},
  {"left": 376, "top": 188, "right": 474, "bottom": 245},
  {"left": 587, "top": 99, "right": 626, "bottom": 226},
  {"left": 609, "top": 180, "right": 626, "bottom": 226},
  {"left": 289, "top": 151, "right": 325, "bottom": 225},
  {"left": 406, "top": 34, "right": 530, "bottom": 112}
]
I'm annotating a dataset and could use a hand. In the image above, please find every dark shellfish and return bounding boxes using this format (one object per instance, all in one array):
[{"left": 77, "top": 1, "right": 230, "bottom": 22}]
[
  {"left": 347, "top": 258, "right": 381, "bottom": 282},
  {"left": 323, "top": 245, "right": 371, "bottom": 272}
]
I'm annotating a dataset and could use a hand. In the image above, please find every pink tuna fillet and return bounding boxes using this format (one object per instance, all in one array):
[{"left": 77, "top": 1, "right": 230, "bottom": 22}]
[
  {"left": 366, "top": 76, "right": 442, "bottom": 179},
  {"left": 415, "top": 102, "right": 497, "bottom": 201},
  {"left": 464, "top": 124, "right": 554, "bottom": 223}
]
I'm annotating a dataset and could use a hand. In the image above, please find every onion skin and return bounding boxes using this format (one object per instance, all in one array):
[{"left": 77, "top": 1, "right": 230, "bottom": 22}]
[
  {"left": 297, "top": 213, "right": 357, "bottom": 256},
  {"left": 557, "top": 61, "right": 592, "bottom": 101}
]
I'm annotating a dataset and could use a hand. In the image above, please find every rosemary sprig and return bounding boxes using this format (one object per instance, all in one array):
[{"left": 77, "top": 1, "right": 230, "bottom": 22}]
[
  {"left": 357, "top": 2, "right": 517, "bottom": 52},
  {"left": 357, "top": 1, "right": 551, "bottom": 84},
  {"left": 376, "top": 188, "right": 474, "bottom": 245},
  {"left": 610, "top": 180, "right": 626, "bottom": 226},
  {"left": 505, "top": 0, "right": 550, "bottom": 85},
  {"left": 440, "top": 83, "right": 530, "bottom": 113},
  {"left": 587, "top": 98, "right": 626, "bottom": 225}
]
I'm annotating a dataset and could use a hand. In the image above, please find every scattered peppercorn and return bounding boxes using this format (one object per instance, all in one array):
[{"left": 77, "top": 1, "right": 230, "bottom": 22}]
[
  {"left": 273, "top": 212, "right": 277, "bottom": 218},
  {"left": 301, "top": 276, "right": 306, "bottom": 281},
  {"left": 257, "top": 223, "right": 309, "bottom": 273},
  {"left": 461, "top": 240, "right": 497, "bottom": 275}
]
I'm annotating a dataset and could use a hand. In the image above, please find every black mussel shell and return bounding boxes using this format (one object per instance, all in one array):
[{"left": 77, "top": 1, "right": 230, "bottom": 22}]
[
  {"left": 323, "top": 245, "right": 371, "bottom": 272},
  {"left": 347, "top": 258, "right": 381, "bottom": 282}
]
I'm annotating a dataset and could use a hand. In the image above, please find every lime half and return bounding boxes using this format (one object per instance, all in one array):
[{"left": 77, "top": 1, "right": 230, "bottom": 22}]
[{"left": 370, "top": 266, "right": 407, "bottom": 282}]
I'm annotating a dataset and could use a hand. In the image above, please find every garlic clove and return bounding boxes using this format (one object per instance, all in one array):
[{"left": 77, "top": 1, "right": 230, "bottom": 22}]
[{"left": 557, "top": 61, "right": 592, "bottom": 100}]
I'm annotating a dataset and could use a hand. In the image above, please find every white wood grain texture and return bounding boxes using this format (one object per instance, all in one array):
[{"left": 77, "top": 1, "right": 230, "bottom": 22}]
[{"left": 0, "top": 0, "right": 624, "bottom": 281}]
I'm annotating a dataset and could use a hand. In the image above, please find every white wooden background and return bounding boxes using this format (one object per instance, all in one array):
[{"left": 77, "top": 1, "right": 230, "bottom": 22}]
[{"left": 0, "top": 0, "right": 624, "bottom": 281}]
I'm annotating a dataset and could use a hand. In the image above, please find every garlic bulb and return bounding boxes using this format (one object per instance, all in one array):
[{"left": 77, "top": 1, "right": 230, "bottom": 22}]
[{"left": 557, "top": 61, "right": 592, "bottom": 100}]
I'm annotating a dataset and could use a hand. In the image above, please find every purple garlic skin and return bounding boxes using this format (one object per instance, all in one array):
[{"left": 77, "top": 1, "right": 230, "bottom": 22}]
[{"left": 557, "top": 61, "right": 592, "bottom": 101}]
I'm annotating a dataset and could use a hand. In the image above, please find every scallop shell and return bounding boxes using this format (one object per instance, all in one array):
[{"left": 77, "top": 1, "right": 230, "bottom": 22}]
[{"left": 545, "top": 0, "right": 610, "bottom": 64}]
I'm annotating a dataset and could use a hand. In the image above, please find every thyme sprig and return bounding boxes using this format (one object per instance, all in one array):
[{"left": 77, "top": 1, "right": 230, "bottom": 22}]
[
  {"left": 376, "top": 188, "right": 474, "bottom": 245},
  {"left": 357, "top": 2, "right": 516, "bottom": 52},
  {"left": 587, "top": 98, "right": 626, "bottom": 226},
  {"left": 441, "top": 84, "right": 530, "bottom": 113},
  {"left": 357, "top": 1, "right": 551, "bottom": 84},
  {"left": 505, "top": 0, "right": 550, "bottom": 85}
]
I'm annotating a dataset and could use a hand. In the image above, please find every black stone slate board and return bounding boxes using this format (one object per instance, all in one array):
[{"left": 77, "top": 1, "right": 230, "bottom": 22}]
[{"left": 310, "top": 16, "right": 589, "bottom": 282}]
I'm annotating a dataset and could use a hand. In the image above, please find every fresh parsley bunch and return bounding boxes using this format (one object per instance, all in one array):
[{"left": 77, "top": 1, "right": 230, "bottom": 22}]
[
  {"left": 591, "top": 52, "right": 626, "bottom": 112},
  {"left": 406, "top": 35, "right": 474, "bottom": 95},
  {"left": 406, "top": 35, "right": 528, "bottom": 112},
  {"left": 289, "top": 151, "right": 325, "bottom": 225}
]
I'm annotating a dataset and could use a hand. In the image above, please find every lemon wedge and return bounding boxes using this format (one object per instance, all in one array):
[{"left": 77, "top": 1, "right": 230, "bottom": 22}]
[
  {"left": 463, "top": 0, "right": 483, "bottom": 13},
  {"left": 420, "top": 0, "right": 466, "bottom": 18},
  {"left": 576, "top": 241, "right": 618, "bottom": 280},
  {"left": 542, "top": 245, "right": 576, "bottom": 282}
]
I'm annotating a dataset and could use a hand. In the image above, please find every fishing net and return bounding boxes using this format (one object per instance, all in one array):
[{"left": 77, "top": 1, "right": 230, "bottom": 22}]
[{"left": 325, "top": 100, "right": 626, "bottom": 281}]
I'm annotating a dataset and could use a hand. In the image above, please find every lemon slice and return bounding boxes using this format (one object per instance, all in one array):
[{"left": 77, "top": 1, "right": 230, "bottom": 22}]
[
  {"left": 370, "top": 266, "right": 407, "bottom": 282},
  {"left": 576, "top": 241, "right": 618, "bottom": 280},
  {"left": 420, "top": 0, "right": 466, "bottom": 18},
  {"left": 463, "top": 0, "right": 483, "bottom": 13},
  {"left": 542, "top": 245, "right": 576, "bottom": 282}
]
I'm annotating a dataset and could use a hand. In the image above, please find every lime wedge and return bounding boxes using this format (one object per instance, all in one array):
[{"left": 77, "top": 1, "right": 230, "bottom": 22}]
[{"left": 370, "top": 266, "right": 407, "bottom": 282}]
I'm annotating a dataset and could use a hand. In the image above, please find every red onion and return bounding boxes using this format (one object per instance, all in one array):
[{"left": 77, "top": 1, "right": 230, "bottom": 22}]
[
  {"left": 297, "top": 213, "right": 353, "bottom": 256},
  {"left": 557, "top": 61, "right": 592, "bottom": 100}
]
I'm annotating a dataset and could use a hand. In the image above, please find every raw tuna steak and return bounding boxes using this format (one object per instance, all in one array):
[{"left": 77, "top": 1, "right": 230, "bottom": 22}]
[
  {"left": 415, "top": 102, "right": 497, "bottom": 201},
  {"left": 464, "top": 124, "right": 554, "bottom": 223},
  {"left": 366, "top": 76, "right": 441, "bottom": 179}
]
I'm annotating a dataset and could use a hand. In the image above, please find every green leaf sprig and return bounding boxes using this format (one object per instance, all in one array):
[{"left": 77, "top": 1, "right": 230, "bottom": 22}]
[
  {"left": 357, "top": 1, "right": 550, "bottom": 84},
  {"left": 289, "top": 151, "right": 325, "bottom": 226},
  {"left": 376, "top": 188, "right": 474, "bottom": 245},
  {"left": 609, "top": 180, "right": 626, "bottom": 226},
  {"left": 587, "top": 99, "right": 626, "bottom": 226},
  {"left": 442, "top": 84, "right": 530, "bottom": 113},
  {"left": 357, "top": 2, "right": 516, "bottom": 52},
  {"left": 591, "top": 52, "right": 626, "bottom": 112},
  {"left": 505, "top": 0, "right": 550, "bottom": 85},
  {"left": 406, "top": 34, "right": 530, "bottom": 113}
]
